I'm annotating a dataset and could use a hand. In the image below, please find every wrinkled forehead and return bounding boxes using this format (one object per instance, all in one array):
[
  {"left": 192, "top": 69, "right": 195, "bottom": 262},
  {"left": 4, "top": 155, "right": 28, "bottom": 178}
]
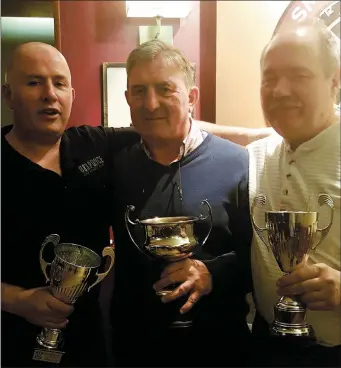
[
  {"left": 129, "top": 56, "right": 185, "bottom": 85},
  {"left": 262, "top": 32, "right": 321, "bottom": 73}
]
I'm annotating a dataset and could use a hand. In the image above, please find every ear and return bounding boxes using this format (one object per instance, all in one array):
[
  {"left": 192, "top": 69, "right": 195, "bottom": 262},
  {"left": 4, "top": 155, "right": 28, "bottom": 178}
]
[
  {"left": 125, "top": 90, "right": 129, "bottom": 105},
  {"left": 71, "top": 87, "right": 76, "bottom": 102},
  {"left": 188, "top": 86, "right": 199, "bottom": 111},
  {"left": 2, "top": 83, "right": 14, "bottom": 109}
]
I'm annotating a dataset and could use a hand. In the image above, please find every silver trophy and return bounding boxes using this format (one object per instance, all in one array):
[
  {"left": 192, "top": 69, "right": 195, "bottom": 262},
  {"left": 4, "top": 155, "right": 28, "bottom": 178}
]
[
  {"left": 32, "top": 234, "right": 115, "bottom": 364},
  {"left": 251, "top": 193, "right": 334, "bottom": 337},
  {"left": 125, "top": 200, "right": 213, "bottom": 327}
]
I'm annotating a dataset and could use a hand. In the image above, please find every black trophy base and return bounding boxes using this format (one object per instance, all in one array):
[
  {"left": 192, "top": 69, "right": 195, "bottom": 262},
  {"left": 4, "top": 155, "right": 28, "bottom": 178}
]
[
  {"left": 32, "top": 347, "right": 65, "bottom": 364},
  {"left": 157, "top": 284, "right": 193, "bottom": 329}
]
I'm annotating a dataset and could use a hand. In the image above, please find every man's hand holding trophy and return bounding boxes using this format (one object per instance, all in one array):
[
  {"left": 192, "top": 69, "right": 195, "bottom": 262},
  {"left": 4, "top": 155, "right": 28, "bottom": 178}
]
[
  {"left": 32, "top": 234, "right": 115, "bottom": 364},
  {"left": 125, "top": 199, "right": 213, "bottom": 328},
  {"left": 251, "top": 193, "right": 334, "bottom": 338}
]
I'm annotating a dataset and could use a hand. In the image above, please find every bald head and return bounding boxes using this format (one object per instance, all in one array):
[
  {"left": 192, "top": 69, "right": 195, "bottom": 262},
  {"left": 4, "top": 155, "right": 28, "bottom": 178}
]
[
  {"left": 261, "top": 21, "right": 340, "bottom": 78},
  {"left": 5, "top": 42, "right": 71, "bottom": 85}
]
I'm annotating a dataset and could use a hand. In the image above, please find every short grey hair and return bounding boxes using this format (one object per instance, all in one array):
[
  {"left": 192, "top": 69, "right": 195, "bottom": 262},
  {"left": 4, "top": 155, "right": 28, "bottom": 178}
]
[
  {"left": 260, "top": 18, "right": 340, "bottom": 77},
  {"left": 126, "top": 39, "right": 195, "bottom": 89}
]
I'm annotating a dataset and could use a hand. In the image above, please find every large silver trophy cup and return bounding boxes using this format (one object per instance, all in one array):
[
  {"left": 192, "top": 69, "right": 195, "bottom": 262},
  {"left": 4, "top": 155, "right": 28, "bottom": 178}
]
[
  {"left": 125, "top": 200, "right": 212, "bottom": 328},
  {"left": 32, "top": 234, "right": 115, "bottom": 364},
  {"left": 251, "top": 194, "right": 334, "bottom": 337}
]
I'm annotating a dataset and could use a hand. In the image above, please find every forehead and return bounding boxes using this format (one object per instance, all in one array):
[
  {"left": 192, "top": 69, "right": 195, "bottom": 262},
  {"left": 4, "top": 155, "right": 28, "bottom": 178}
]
[
  {"left": 262, "top": 34, "right": 321, "bottom": 74},
  {"left": 14, "top": 48, "right": 71, "bottom": 79},
  {"left": 128, "top": 57, "right": 185, "bottom": 86}
]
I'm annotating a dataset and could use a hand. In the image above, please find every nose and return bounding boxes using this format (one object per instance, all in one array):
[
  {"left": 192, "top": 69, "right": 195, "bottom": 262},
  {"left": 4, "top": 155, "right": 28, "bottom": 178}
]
[
  {"left": 41, "top": 81, "right": 58, "bottom": 102},
  {"left": 143, "top": 87, "right": 160, "bottom": 112},
  {"left": 273, "top": 77, "right": 291, "bottom": 98}
]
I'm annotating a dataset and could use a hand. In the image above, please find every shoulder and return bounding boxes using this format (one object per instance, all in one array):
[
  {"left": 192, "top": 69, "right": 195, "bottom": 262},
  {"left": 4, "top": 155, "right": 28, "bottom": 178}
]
[
  {"left": 207, "top": 133, "right": 249, "bottom": 161},
  {"left": 64, "top": 125, "right": 140, "bottom": 153},
  {"left": 247, "top": 131, "right": 283, "bottom": 157},
  {"left": 64, "top": 125, "right": 112, "bottom": 143}
]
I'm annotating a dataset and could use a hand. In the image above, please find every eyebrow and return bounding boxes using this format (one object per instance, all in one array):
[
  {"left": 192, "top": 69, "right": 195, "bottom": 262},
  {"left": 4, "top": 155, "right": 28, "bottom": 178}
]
[{"left": 25, "top": 74, "right": 68, "bottom": 80}]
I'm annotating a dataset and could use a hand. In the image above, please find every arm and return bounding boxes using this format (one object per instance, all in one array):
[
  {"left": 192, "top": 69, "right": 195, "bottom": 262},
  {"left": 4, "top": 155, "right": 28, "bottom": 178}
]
[{"left": 197, "top": 121, "right": 273, "bottom": 146}]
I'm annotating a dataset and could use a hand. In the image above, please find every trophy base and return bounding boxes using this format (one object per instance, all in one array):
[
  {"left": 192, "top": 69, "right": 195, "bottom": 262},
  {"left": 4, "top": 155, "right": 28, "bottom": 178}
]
[
  {"left": 271, "top": 296, "right": 315, "bottom": 338},
  {"left": 156, "top": 286, "right": 193, "bottom": 329},
  {"left": 33, "top": 348, "right": 64, "bottom": 364},
  {"left": 34, "top": 328, "right": 65, "bottom": 363}
]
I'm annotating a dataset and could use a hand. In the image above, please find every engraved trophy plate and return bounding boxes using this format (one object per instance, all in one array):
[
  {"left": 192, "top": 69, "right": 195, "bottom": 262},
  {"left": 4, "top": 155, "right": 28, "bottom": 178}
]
[
  {"left": 251, "top": 194, "right": 334, "bottom": 337},
  {"left": 125, "top": 200, "right": 213, "bottom": 327},
  {"left": 33, "top": 234, "right": 115, "bottom": 363}
]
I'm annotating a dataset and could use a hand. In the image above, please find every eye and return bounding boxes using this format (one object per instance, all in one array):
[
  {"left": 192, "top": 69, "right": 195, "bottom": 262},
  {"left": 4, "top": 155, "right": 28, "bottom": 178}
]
[{"left": 27, "top": 81, "right": 39, "bottom": 86}]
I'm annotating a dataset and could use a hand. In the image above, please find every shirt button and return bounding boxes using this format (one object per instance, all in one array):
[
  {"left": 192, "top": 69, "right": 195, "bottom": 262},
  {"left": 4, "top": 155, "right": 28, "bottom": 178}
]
[
  {"left": 283, "top": 189, "right": 288, "bottom": 195},
  {"left": 289, "top": 160, "right": 295, "bottom": 165},
  {"left": 286, "top": 173, "right": 292, "bottom": 178}
]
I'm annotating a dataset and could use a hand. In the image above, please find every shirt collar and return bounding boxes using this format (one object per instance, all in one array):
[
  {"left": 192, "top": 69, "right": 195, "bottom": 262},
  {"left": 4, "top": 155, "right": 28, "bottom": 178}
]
[
  {"left": 283, "top": 119, "right": 340, "bottom": 154},
  {"left": 141, "top": 117, "right": 206, "bottom": 163}
]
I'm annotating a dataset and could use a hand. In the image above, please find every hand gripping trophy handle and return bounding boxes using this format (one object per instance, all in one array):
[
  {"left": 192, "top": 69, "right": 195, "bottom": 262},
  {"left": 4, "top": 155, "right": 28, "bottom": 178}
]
[{"left": 312, "top": 194, "right": 334, "bottom": 251}]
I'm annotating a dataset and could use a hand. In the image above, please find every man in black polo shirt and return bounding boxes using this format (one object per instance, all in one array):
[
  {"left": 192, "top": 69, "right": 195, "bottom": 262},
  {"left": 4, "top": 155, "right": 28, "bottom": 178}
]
[{"left": 1, "top": 42, "right": 139, "bottom": 367}]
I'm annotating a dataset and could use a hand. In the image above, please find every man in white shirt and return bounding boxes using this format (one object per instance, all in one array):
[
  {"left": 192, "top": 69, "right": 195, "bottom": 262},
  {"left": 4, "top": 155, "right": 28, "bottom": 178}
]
[{"left": 203, "top": 19, "right": 340, "bottom": 366}]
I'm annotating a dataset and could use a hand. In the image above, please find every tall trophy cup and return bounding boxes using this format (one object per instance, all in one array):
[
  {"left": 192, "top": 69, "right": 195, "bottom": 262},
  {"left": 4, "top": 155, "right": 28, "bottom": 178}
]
[
  {"left": 32, "top": 234, "right": 115, "bottom": 364},
  {"left": 251, "top": 193, "right": 334, "bottom": 337},
  {"left": 125, "top": 200, "right": 213, "bottom": 328}
]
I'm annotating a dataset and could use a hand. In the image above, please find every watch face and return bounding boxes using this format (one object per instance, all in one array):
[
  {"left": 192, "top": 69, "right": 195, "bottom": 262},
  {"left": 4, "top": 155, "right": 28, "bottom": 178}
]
[{"left": 274, "top": 1, "right": 340, "bottom": 109}]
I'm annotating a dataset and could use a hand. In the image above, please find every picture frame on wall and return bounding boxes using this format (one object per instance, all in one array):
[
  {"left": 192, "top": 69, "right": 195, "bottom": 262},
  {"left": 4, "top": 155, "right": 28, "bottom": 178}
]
[
  {"left": 101, "top": 62, "right": 130, "bottom": 128},
  {"left": 101, "top": 61, "right": 197, "bottom": 127}
]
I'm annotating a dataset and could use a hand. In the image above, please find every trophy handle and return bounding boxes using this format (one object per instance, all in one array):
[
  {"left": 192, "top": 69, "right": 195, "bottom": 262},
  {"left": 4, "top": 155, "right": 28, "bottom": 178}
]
[
  {"left": 251, "top": 195, "right": 269, "bottom": 250},
  {"left": 313, "top": 194, "right": 334, "bottom": 251},
  {"left": 39, "top": 234, "right": 60, "bottom": 282},
  {"left": 198, "top": 199, "right": 213, "bottom": 246},
  {"left": 125, "top": 205, "right": 146, "bottom": 255},
  {"left": 88, "top": 246, "right": 115, "bottom": 291}
]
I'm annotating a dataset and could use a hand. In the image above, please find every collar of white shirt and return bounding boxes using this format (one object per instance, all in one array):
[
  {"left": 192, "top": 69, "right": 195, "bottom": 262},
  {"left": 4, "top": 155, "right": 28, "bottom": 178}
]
[{"left": 141, "top": 117, "right": 207, "bottom": 163}]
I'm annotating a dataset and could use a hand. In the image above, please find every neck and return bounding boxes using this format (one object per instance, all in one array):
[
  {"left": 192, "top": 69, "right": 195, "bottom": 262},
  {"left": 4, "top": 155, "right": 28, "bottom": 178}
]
[
  {"left": 6, "top": 127, "right": 62, "bottom": 173},
  {"left": 289, "top": 110, "right": 338, "bottom": 151},
  {"left": 143, "top": 138, "right": 184, "bottom": 165}
]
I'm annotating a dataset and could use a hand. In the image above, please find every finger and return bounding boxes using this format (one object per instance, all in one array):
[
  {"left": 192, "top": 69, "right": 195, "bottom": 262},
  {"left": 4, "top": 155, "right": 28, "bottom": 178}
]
[
  {"left": 300, "top": 290, "right": 326, "bottom": 304},
  {"left": 160, "top": 260, "right": 187, "bottom": 278},
  {"left": 277, "top": 277, "right": 321, "bottom": 296},
  {"left": 277, "top": 265, "right": 320, "bottom": 288},
  {"left": 161, "top": 281, "right": 192, "bottom": 303},
  {"left": 154, "top": 273, "right": 183, "bottom": 292},
  {"left": 180, "top": 291, "right": 202, "bottom": 314},
  {"left": 306, "top": 301, "right": 330, "bottom": 311},
  {"left": 44, "top": 319, "right": 69, "bottom": 329},
  {"left": 46, "top": 298, "right": 74, "bottom": 315}
]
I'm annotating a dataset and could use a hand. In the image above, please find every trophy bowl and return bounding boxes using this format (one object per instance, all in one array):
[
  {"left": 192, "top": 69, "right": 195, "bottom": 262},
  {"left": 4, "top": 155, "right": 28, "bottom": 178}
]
[
  {"left": 125, "top": 200, "right": 213, "bottom": 327},
  {"left": 251, "top": 194, "right": 334, "bottom": 338},
  {"left": 33, "top": 234, "right": 115, "bottom": 364}
]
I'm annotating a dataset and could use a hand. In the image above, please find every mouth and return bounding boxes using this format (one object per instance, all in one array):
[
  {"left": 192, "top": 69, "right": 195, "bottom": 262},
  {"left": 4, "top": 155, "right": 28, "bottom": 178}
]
[
  {"left": 39, "top": 108, "right": 61, "bottom": 117},
  {"left": 145, "top": 117, "right": 166, "bottom": 121}
]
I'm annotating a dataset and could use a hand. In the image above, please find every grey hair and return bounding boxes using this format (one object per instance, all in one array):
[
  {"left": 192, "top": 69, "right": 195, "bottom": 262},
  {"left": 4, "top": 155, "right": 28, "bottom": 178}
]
[
  {"left": 126, "top": 39, "right": 195, "bottom": 89},
  {"left": 260, "top": 18, "right": 340, "bottom": 77}
]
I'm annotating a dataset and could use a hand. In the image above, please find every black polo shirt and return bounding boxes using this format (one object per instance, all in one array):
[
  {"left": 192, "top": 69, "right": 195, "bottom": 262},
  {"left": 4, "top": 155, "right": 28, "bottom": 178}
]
[{"left": 1, "top": 124, "right": 139, "bottom": 366}]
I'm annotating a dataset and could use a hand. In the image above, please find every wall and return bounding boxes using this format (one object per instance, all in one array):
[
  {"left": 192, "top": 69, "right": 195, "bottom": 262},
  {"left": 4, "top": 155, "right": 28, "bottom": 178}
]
[
  {"left": 58, "top": 1, "right": 216, "bottom": 127},
  {"left": 216, "top": 1, "right": 290, "bottom": 128}
]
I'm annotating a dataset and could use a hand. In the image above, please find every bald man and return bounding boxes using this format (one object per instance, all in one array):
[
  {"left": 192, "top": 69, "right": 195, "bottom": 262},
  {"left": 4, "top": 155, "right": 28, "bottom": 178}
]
[
  {"left": 204, "top": 20, "right": 341, "bottom": 367},
  {"left": 1, "top": 42, "right": 141, "bottom": 367}
]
